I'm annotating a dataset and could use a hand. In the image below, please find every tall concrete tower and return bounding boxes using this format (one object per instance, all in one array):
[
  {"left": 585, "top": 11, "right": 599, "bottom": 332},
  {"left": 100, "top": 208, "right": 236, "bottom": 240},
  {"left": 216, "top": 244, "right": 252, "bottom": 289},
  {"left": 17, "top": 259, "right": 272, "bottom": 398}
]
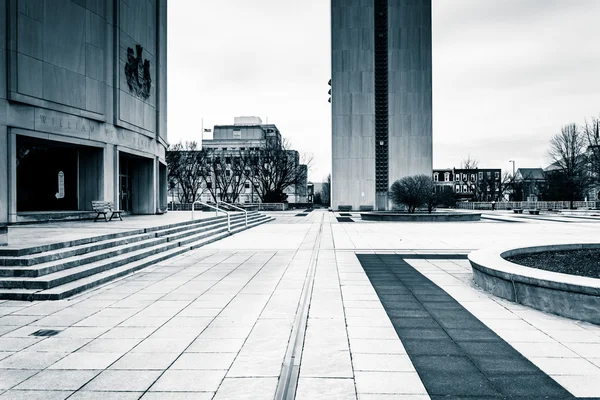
[{"left": 331, "top": 0, "right": 432, "bottom": 211}]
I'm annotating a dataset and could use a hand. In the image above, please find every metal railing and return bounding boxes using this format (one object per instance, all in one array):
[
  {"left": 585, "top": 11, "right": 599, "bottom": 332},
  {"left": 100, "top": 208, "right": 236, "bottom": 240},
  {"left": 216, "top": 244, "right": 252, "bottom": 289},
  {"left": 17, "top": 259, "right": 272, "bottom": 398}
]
[
  {"left": 191, "top": 201, "right": 230, "bottom": 232},
  {"left": 218, "top": 201, "right": 248, "bottom": 227},
  {"left": 456, "top": 201, "right": 598, "bottom": 211}
]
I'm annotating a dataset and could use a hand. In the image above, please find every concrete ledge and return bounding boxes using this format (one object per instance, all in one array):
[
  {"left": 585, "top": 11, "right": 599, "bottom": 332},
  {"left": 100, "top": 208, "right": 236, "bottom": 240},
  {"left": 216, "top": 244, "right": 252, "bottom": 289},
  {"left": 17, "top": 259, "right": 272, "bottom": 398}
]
[
  {"left": 360, "top": 212, "right": 481, "bottom": 222},
  {"left": 469, "top": 243, "right": 600, "bottom": 324}
]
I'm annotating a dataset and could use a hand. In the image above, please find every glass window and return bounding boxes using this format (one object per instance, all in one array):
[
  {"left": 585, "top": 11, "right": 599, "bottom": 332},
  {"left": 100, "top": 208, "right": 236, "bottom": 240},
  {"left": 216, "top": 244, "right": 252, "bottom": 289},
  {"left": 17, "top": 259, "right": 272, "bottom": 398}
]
[
  {"left": 226, "top": 170, "right": 231, "bottom": 177},
  {"left": 478, "top": 172, "right": 483, "bottom": 180},
  {"left": 225, "top": 157, "right": 231, "bottom": 164},
  {"left": 233, "top": 130, "right": 241, "bottom": 139},
  {"left": 222, "top": 147, "right": 227, "bottom": 151},
  {"left": 444, "top": 172, "right": 450, "bottom": 182},
  {"left": 433, "top": 173, "right": 439, "bottom": 182},
  {"left": 455, "top": 184, "right": 460, "bottom": 192},
  {"left": 206, "top": 182, "right": 212, "bottom": 189},
  {"left": 495, "top": 172, "right": 500, "bottom": 179},
  {"left": 463, "top": 185, "right": 468, "bottom": 193},
  {"left": 455, "top": 174, "right": 460, "bottom": 182},
  {"left": 470, "top": 174, "right": 475, "bottom": 181},
  {"left": 245, "top": 182, "right": 250, "bottom": 189}
]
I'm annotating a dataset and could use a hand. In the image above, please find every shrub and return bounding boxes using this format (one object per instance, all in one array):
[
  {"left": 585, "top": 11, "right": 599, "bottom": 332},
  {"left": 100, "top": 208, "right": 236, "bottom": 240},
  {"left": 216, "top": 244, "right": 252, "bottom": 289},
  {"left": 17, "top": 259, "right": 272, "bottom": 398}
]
[{"left": 390, "top": 175, "right": 435, "bottom": 213}]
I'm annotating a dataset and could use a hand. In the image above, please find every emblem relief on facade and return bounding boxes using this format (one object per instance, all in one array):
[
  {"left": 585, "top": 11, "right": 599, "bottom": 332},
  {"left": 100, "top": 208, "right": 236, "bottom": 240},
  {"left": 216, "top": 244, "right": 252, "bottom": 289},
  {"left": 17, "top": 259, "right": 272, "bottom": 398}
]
[{"left": 125, "top": 44, "right": 152, "bottom": 100}]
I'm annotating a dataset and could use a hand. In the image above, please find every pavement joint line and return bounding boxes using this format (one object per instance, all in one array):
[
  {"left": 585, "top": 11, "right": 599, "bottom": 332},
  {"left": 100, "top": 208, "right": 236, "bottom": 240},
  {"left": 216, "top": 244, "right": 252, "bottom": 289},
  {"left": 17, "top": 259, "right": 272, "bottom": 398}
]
[
  {"left": 9, "top": 249, "right": 241, "bottom": 394},
  {"left": 137, "top": 250, "right": 277, "bottom": 397},
  {"left": 274, "top": 213, "right": 324, "bottom": 400}
]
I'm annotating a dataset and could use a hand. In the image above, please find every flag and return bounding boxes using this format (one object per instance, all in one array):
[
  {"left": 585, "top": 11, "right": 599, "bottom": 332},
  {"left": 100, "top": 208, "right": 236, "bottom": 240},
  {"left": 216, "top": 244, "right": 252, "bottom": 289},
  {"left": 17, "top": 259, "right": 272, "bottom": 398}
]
[{"left": 204, "top": 128, "right": 212, "bottom": 133}]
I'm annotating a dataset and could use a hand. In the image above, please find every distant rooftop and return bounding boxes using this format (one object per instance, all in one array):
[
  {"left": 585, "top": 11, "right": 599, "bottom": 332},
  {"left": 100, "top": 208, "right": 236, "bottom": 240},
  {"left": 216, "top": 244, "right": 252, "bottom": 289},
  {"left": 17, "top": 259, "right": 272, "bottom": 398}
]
[{"left": 234, "top": 116, "right": 262, "bottom": 125}]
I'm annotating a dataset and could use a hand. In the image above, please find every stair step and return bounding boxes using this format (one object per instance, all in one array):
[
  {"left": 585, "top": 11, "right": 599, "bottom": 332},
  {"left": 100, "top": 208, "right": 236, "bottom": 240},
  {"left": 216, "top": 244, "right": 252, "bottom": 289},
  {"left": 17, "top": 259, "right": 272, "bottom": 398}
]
[
  {"left": 0, "top": 214, "right": 256, "bottom": 274},
  {"left": 0, "top": 215, "right": 274, "bottom": 300},
  {"left": 0, "top": 212, "right": 244, "bottom": 257}
]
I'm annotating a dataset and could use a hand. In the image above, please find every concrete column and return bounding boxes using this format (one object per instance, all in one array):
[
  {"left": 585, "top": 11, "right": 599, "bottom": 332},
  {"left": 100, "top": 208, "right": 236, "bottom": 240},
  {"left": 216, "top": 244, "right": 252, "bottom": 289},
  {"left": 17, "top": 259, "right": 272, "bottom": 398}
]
[
  {"left": 7, "top": 132, "right": 16, "bottom": 223},
  {"left": 104, "top": 144, "right": 116, "bottom": 204}
]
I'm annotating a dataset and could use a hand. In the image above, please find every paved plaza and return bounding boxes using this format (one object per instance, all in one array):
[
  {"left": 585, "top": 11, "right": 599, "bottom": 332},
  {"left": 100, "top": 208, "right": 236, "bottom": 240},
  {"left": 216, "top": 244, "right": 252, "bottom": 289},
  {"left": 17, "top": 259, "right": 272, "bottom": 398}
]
[{"left": 0, "top": 210, "right": 600, "bottom": 399}]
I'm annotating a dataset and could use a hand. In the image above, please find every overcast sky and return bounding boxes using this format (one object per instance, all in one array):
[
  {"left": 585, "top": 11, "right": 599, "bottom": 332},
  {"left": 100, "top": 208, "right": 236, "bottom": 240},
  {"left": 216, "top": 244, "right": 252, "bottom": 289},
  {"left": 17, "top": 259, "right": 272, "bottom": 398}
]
[{"left": 168, "top": 0, "right": 600, "bottom": 181}]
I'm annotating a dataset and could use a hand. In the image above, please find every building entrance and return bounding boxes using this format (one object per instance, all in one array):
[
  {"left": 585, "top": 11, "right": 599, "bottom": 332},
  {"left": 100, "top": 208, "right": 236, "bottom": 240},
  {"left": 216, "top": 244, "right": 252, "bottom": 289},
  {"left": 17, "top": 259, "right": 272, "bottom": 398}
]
[
  {"left": 17, "top": 136, "right": 79, "bottom": 212},
  {"left": 119, "top": 160, "right": 133, "bottom": 213},
  {"left": 16, "top": 136, "right": 104, "bottom": 213},
  {"left": 118, "top": 152, "right": 154, "bottom": 214}
]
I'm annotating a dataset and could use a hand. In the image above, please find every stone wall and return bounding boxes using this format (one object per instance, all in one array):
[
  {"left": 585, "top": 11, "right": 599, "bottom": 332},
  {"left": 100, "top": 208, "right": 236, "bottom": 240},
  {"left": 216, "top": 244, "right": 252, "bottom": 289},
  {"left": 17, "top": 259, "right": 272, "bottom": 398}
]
[{"left": 0, "top": 0, "right": 168, "bottom": 223}]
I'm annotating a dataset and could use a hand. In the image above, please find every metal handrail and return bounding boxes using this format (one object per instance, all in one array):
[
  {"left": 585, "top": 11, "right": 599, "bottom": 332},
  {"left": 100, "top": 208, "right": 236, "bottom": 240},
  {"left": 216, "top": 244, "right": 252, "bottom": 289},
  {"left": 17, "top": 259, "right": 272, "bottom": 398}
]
[
  {"left": 218, "top": 201, "right": 248, "bottom": 227},
  {"left": 191, "top": 201, "right": 230, "bottom": 232}
]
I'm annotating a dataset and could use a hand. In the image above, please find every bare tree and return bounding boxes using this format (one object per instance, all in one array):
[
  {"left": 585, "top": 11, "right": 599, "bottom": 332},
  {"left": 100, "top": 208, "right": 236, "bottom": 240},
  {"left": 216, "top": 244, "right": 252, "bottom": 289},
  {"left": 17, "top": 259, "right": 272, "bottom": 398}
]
[
  {"left": 583, "top": 116, "right": 600, "bottom": 188},
  {"left": 320, "top": 174, "right": 331, "bottom": 206},
  {"left": 390, "top": 175, "right": 435, "bottom": 213},
  {"left": 166, "top": 141, "right": 209, "bottom": 204},
  {"left": 207, "top": 149, "right": 248, "bottom": 203},
  {"left": 246, "top": 139, "right": 312, "bottom": 203},
  {"left": 461, "top": 155, "right": 479, "bottom": 170},
  {"left": 547, "top": 123, "right": 592, "bottom": 207}
]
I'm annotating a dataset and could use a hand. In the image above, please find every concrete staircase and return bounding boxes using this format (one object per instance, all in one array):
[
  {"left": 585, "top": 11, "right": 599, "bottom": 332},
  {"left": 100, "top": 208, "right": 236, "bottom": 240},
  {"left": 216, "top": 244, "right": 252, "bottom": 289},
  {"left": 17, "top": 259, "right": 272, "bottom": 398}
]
[{"left": 0, "top": 212, "right": 273, "bottom": 300}]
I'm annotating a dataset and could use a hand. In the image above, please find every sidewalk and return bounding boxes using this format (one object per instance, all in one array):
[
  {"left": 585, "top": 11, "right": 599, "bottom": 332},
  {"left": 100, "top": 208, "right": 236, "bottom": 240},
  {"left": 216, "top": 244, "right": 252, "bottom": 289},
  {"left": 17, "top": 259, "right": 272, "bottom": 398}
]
[{"left": 0, "top": 210, "right": 598, "bottom": 398}]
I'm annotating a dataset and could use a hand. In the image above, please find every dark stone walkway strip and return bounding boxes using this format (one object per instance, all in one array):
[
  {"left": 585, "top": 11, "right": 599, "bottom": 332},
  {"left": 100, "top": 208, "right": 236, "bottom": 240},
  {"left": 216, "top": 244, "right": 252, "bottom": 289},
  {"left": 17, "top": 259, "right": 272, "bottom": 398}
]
[{"left": 357, "top": 254, "right": 575, "bottom": 400}]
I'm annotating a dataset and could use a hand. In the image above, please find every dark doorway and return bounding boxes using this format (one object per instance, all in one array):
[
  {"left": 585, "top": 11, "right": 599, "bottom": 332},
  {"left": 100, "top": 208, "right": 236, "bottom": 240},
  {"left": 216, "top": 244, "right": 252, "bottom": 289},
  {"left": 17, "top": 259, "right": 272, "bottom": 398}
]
[
  {"left": 119, "top": 157, "right": 133, "bottom": 213},
  {"left": 17, "top": 136, "right": 78, "bottom": 212}
]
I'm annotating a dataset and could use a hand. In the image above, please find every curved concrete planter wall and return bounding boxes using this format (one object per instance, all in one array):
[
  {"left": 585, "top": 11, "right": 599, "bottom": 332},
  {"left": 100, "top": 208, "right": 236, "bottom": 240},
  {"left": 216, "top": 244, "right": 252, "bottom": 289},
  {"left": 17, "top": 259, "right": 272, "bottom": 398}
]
[
  {"left": 469, "top": 243, "right": 600, "bottom": 324},
  {"left": 360, "top": 212, "right": 481, "bottom": 222}
]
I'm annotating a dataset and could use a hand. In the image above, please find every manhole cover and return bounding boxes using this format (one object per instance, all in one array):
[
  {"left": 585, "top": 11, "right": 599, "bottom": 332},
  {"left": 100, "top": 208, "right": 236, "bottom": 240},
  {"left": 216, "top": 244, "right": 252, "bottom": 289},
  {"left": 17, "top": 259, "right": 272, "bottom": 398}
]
[{"left": 31, "top": 329, "right": 61, "bottom": 337}]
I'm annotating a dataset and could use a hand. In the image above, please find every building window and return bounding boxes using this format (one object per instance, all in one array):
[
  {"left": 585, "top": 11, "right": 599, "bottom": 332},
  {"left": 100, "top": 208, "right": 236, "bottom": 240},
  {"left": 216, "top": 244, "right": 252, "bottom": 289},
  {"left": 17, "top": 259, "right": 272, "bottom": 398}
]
[
  {"left": 225, "top": 157, "right": 231, "bottom": 164},
  {"left": 240, "top": 147, "right": 245, "bottom": 151},
  {"left": 233, "top": 130, "right": 241, "bottom": 139},
  {"left": 470, "top": 174, "right": 475, "bottom": 182},
  {"left": 215, "top": 157, "right": 221, "bottom": 164},
  {"left": 455, "top": 174, "right": 460, "bottom": 182},
  {"left": 462, "top": 174, "right": 467, "bottom": 182},
  {"left": 206, "top": 182, "right": 212, "bottom": 189},
  {"left": 444, "top": 172, "right": 450, "bottom": 182},
  {"left": 455, "top": 184, "right": 460, "bottom": 192},
  {"left": 433, "top": 173, "right": 439, "bottom": 182},
  {"left": 245, "top": 182, "right": 250, "bottom": 189},
  {"left": 463, "top": 185, "right": 468, "bottom": 193},
  {"left": 487, "top": 171, "right": 491, "bottom": 178},
  {"left": 226, "top": 170, "right": 231, "bottom": 177},
  {"left": 478, "top": 172, "right": 483, "bottom": 180},
  {"left": 495, "top": 172, "right": 500, "bottom": 179},
  {"left": 222, "top": 147, "right": 227, "bottom": 151}
]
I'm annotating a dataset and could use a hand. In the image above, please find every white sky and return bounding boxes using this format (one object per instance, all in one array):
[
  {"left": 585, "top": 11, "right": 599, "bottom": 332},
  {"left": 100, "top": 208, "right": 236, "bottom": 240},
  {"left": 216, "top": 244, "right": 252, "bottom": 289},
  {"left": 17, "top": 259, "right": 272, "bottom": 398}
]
[{"left": 167, "top": 0, "right": 600, "bottom": 182}]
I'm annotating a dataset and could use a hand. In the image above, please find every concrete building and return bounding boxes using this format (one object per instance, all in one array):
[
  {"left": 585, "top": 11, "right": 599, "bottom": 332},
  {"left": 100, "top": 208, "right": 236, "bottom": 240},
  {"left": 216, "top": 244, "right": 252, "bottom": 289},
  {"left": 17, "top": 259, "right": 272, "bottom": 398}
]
[
  {"left": 193, "top": 117, "right": 308, "bottom": 204},
  {"left": 433, "top": 168, "right": 502, "bottom": 202},
  {"left": 0, "top": 0, "right": 168, "bottom": 224},
  {"left": 331, "top": 0, "right": 433, "bottom": 211}
]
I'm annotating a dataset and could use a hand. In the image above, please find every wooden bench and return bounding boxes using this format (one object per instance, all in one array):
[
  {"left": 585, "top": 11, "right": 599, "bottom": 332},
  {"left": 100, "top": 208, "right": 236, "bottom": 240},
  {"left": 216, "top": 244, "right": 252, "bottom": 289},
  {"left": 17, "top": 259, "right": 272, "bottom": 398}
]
[
  {"left": 528, "top": 210, "right": 540, "bottom": 215},
  {"left": 513, "top": 209, "right": 523, "bottom": 214},
  {"left": 92, "top": 201, "right": 123, "bottom": 222}
]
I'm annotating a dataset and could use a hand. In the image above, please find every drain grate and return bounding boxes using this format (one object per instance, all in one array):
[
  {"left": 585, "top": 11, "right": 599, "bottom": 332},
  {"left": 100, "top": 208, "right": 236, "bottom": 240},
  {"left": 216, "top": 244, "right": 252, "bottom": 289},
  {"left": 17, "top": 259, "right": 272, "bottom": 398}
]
[
  {"left": 295, "top": 213, "right": 308, "bottom": 217},
  {"left": 31, "top": 329, "right": 61, "bottom": 337},
  {"left": 336, "top": 217, "right": 354, "bottom": 223}
]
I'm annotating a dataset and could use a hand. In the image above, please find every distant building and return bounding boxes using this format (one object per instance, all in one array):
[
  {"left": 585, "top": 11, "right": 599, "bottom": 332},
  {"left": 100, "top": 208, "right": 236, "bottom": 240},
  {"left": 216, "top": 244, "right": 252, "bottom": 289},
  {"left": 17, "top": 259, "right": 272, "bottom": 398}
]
[
  {"left": 433, "top": 168, "right": 502, "bottom": 202},
  {"left": 514, "top": 168, "right": 546, "bottom": 201},
  {"left": 172, "top": 117, "right": 307, "bottom": 204}
]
